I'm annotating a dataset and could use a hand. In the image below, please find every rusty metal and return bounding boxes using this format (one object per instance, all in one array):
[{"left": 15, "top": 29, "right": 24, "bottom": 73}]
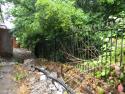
[{"left": 0, "top": 27, "right": 12, "bottom": 57}]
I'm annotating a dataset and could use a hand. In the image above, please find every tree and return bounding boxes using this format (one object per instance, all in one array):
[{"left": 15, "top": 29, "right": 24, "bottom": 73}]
[
  {"left": 7, "top": 0, "right": 89, "bottom": 48},
  {"left": 0, "top": 0, "right": 5, "bottom": 23},
  {"left": 75, "top": 0, "right": 125, "bottom": 28}
]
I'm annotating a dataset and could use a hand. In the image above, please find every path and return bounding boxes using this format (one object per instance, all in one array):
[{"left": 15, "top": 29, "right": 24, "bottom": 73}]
[
  {"left": 0, "top": 48, "right": 33, "bottom": 94},
  {"left": 0, "top": 62, "right": 17, "bottom": 94}
]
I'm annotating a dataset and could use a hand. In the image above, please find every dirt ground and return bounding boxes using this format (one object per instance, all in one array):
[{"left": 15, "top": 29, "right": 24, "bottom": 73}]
[
  {"left": 0, "top": 64, "right": 18, "bottom": 94},
  {"left": 0, "top": 48, "right": 32, "bottom": 94}
]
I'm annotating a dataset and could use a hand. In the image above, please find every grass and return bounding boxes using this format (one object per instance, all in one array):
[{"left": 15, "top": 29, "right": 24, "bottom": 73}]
[
  {"left": 14, "top": 72, "right": 27, "bottom": 81},
  {"left": 13, "top": 64, "right": 28, "bottom": 81},
  {"left": 12, "top": 64, "right": 29, "bottom": 94}
]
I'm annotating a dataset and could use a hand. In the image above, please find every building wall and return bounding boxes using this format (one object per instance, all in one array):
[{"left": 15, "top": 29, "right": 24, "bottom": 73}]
[{"left": 0, "top": 28, "right": 12, "bottom": 57}]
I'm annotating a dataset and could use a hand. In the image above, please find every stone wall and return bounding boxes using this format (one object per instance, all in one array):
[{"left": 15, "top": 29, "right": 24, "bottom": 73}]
[{"left": 0, "top": 28, "right": 12, "bottom": 57}]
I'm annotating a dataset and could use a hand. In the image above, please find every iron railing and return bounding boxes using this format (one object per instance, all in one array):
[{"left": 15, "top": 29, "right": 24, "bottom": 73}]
[{"left": 38, "top": 28, "right": 125, "bottom": 76}]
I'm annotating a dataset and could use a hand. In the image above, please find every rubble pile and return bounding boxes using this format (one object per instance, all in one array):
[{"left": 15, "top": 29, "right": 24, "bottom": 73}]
[
  {"left": 28, "top": 71, "right": 66, "bottom": 94},
  {"left": 24, "top": 59, "right": 71, "bottom": 94}
]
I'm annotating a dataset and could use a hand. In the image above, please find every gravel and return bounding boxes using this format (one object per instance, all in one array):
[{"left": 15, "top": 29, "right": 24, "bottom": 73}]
[{"left": 28, "top": 70, "right": 66, "bottom": 94}]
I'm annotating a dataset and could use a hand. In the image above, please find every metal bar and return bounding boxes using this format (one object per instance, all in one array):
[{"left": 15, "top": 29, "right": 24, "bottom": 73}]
[
  {"left": 105, "top": 32, "right": 109, "bottom": 78},
  {"left": 110, "top": 30, "right": 113, "bottom": 71},
  {"left": 120, "top": 31, "right": 124, "bottom": 66},
  {"left": 115, "top": 30, "right": 118, "bottom": 64}
]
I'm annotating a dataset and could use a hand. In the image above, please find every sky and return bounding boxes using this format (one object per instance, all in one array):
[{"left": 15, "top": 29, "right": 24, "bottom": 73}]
[{"left": 1, "top": 3, "right": 14, "bottom": 29}]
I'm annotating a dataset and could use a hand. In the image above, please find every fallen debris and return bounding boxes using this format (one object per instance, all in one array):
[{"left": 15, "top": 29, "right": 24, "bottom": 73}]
[{"left": 32, "top": 66, "right": 75, "bottom": 94}]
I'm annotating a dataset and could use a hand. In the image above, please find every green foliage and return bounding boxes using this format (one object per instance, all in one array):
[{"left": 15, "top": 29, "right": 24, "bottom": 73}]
[
  {"left": 8, "top": 0, "right": 103, "bottom": 61},
  {"left": 11, "top": 0, "right": 89, "bottom": 46},
  {"left": 34, "top": 0, "right": 88, "bottom": 35},
  {"left": 7, "top": 0, "right": 125, "bottom": 62},
  {"left": 76, "top": 0, "right": 125, "bottom": 29},
  {"left": 14, "top": 72, "right": 27, "bottom": 81}
]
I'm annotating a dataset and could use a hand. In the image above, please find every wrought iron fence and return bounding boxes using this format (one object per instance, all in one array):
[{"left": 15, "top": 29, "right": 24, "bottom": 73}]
[{"left": 38, "top": 28, "right": 125, "bottom": 76}]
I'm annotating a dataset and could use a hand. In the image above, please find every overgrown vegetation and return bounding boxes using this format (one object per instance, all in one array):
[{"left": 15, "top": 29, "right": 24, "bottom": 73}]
[
  {"left": 8, "top": 0, "right": 105, "bottom": 60},
  {"left": 1, "top": 0, "right": 125, "bottom": 92}
]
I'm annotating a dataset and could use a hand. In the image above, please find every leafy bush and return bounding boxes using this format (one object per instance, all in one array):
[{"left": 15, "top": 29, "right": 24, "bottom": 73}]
[{"left": 10, "top": 0, "right": 103, "bottom": 61}]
